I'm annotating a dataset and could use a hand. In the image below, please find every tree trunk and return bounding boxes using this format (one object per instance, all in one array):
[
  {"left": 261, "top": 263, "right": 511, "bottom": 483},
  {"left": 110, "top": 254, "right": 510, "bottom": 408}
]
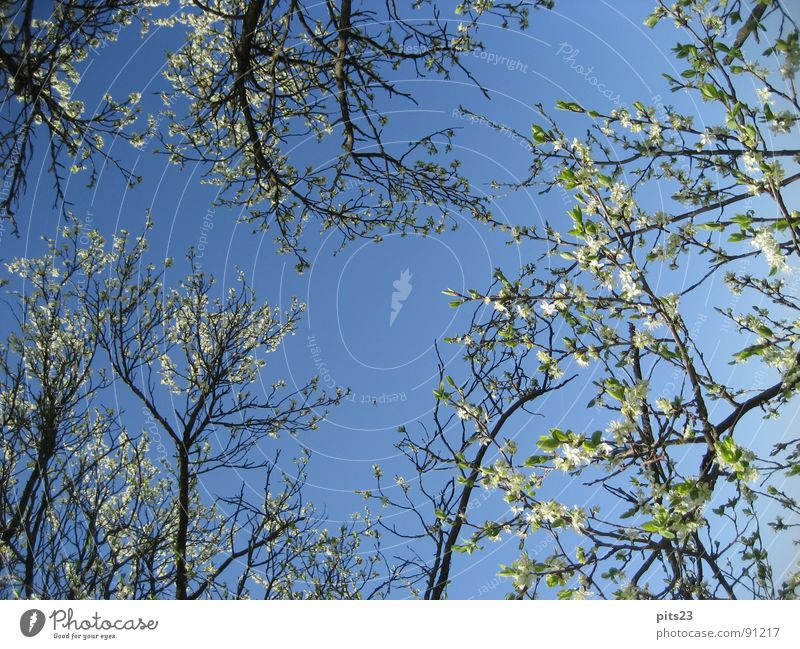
[{"left": 175, "top": 445, "right": 190, "bottom": 599}]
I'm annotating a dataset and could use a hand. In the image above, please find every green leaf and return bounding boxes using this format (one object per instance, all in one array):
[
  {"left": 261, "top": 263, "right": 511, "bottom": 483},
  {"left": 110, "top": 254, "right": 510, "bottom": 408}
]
[
  {"left": 698, "top": 221, "right": 725, "bottom": 231},
  {"left": 433, "top": 382, "right": 452, "bottom": 401},
  {"left": 555, "top": 100, "right": 584, "bottom": 113},
  {"left": 731, "top": 213, "right": 753, "bottom": 228},
  {"left": 531, "top": 124, "right": 548, "bottom": 143},
  {"left": 700, "top": 83, "right": 720, "bottom": 101},
  {"left": 733, "top": 343, "right": 768, "bottom": 361},
  {"left": 524, "top": 454, "right": 550, "bottom": 467},
  {"left": 643, "top": 13, "right": 660, "bottom": 28},
  {"left": 498, "top": 565, "right": 516, "bottom": 578},
  {"left": 715, "top": 437, "right": 740, "bottom": 464},
  {"left": 604, "top": 378, "right": 625, "bottom": 401},
  {"left": 560, "top": 167, "right": 576, "bottom": 184},
  {"left": 537, "top": 436, "right": 560, "bottom": 451},
  {"left": 756, "top": 325, "right": 773, "bottom": 338}
]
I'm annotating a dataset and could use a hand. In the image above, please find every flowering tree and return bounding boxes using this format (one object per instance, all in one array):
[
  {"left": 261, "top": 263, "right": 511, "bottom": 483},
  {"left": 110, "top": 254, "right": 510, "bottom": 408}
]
[
  {"left": 0, "top": 220, "right": 389, "bottom": 598},
  {"left": 0, "top": 226, "right": 173, "bottom": 597},
  {"left": 367, "top": 277, "right": 573, "bottom": 599},
  {"left": 0, "top": 1, "right": 157, "bottom": 231},
  {"left": 1, "top": 1, "right": 552, "bottom": 262},
  {"left": 158, "top": 0, "right": 550, "bottom": 269},
  {"left": 389, "top": 0, "right": 800, "bottom": 599}
]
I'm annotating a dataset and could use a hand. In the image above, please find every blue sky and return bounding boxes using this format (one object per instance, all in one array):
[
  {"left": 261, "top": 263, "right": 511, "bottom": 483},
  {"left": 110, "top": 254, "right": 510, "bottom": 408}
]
[{"left": 2, "top": 0, "right": 798, "bottom": 598}]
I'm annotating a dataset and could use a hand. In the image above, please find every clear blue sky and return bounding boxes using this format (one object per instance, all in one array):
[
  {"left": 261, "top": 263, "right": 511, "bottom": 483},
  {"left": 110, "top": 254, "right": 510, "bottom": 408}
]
[{"left": 3, "top": 0, "right": 797, "bottom": 598}]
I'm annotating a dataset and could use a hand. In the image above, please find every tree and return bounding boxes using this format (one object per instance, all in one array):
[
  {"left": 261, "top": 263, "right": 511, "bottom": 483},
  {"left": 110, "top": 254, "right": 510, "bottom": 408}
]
[
  {"left": 385, "top": 0, "right": 800, "bottom": 599},
  {"left": 7, "top": 0, "right": 798, "bottom": 604},
  {"left": 0, "top": 1, "right": 158, "bottom": 232},
  {"left": 0, "top": 220, "right": 389, "bottom": 598},
  {"left": 368, "top": 284, "right": 574, "bottom": 599},
  {"left": 158, "top": 0, "right": 551, "bottom": 269},
  {"left": 0, "top": 224, "right": 172, "bottom": 597},
  {"left": 1, "top": 0, "right": 562, "bottom": 600},
  {"left": 0, "top": 1, "right": 552, "bottom": 260}
]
